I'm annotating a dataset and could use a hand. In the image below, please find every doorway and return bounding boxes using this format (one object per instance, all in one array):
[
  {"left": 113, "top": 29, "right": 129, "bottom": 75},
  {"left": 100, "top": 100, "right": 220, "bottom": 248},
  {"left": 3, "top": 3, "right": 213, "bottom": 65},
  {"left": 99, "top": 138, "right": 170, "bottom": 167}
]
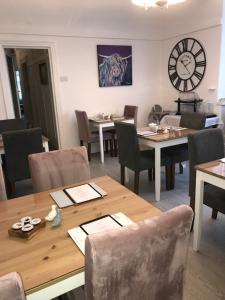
[{"left": 4, "top": 48, "right": 59, "bottom": 149}]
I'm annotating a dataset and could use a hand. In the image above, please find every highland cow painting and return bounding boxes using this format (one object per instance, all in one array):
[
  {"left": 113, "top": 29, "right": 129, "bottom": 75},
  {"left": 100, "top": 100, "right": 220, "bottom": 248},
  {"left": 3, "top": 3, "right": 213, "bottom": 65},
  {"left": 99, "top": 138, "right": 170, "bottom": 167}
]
[{"left": 97, "top": 45, "right": 132, "bottom": 87}]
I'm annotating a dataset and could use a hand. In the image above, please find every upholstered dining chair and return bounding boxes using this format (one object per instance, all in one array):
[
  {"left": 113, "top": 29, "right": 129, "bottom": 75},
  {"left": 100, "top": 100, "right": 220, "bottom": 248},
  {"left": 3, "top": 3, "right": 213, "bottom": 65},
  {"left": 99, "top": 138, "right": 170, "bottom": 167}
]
[
  {"left": 188, "top": 128, "right": 225, "bottom": 219},
  {"left": 0, "top": 163, "right": 7, "bottom": 200},
  {"left": 29, "top": 146, "right": 90, "bottom": 193},
  {"left": 0, "top": 272, "right": 26, "bottom": 300},
  {"left": 164, "top": 112, "right": 207, "bottom": 188},
  {"left": 124, "top": 105, "right": 138, "bottom": 126},
  {"left": 85, "top": 205, "right": 193, "bottom": 300},
  {"left": 75, "top": 110, "right": 113, "bottom": 161},
  {"left": 0, "top": 118, "right": 28, "bottom": 134},
  {"left": 115, "top": 122, "right": 172, "bottom": 194},
  {"left": 2, "top": 127, "right": 44, "bottom": 197}
]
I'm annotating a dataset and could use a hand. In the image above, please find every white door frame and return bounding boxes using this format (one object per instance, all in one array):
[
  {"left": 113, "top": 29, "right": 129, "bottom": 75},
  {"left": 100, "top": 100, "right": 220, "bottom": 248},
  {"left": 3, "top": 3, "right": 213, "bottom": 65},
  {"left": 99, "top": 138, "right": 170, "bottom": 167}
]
[{"left": 0, "top": 40, "right": 62, "bottom": 148}]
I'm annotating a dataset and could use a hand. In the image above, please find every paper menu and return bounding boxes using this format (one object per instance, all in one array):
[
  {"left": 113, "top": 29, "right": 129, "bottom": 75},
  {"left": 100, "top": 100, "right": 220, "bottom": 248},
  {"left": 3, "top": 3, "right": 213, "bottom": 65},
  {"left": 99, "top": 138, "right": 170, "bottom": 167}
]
[
  {"left": 64, "top": 184, "right": 101, "bottom": 204},
  {"left": 81, "top": 216, "right": 121, "bottom": 235},
  {"left": 68, "top": 212, "right": 134, "bottom": 254}
]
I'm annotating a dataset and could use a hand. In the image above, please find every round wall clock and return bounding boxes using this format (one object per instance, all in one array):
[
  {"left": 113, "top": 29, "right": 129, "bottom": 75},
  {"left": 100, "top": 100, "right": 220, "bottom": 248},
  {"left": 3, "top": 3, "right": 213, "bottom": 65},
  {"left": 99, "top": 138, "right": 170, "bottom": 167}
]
[{"left": 168, "top": 38, "right": 206, "bottom": 92}]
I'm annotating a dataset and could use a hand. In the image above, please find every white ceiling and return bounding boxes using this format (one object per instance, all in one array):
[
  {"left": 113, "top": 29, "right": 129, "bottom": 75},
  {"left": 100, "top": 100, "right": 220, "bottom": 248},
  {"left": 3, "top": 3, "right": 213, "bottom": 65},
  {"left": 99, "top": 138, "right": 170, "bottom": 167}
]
[{"left": 0, "top": 0, "right": 223, "bottom": 40}]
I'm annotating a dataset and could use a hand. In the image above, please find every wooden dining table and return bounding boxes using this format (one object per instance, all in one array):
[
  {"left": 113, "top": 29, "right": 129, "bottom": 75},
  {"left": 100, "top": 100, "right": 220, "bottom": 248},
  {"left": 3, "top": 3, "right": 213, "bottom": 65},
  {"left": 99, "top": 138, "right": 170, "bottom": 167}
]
[
  {"left": 193, "top": 160, "right": 225, "bottom": 251},
  {"left": 138, "top": 127, "right": 195, "bottom": 201},
  {"left": 0, "top": 176, "right": 160, "bottom": 300}
]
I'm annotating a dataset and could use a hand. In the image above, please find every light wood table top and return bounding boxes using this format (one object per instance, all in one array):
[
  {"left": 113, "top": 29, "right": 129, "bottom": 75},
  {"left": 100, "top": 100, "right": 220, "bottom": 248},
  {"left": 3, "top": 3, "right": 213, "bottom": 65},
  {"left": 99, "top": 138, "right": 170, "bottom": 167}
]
[
  {"left": 195, "top": 160, "right": 225, "bottom": 180},
  {"left": 0, "top": 176, "right": 160, "bottom": 295},
  {"left": 138, "top": 127, "right": 195, "bottom": 143}
]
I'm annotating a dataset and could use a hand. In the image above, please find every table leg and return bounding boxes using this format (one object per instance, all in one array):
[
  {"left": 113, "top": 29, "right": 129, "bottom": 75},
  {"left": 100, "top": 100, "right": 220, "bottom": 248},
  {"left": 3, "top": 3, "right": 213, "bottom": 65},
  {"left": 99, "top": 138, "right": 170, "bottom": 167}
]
[
  {"left": 99, "top": 125, "right": 104, "bottom": 164},
  {"left": 155, "top": 145, "right": 161, "bottom": 202},
  {"left": 193, "top": 170, "right": 204, "bottom": 251},
  {"left": 43, "top": 141, "right": 49, "bottom": 152}
]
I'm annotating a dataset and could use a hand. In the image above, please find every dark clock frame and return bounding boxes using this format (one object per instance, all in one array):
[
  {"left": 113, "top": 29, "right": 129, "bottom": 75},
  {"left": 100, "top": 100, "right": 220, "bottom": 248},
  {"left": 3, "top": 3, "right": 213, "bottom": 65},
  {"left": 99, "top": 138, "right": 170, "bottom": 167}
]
[{"left": 168, "top": 38, "right": 206, "bottom": 92}]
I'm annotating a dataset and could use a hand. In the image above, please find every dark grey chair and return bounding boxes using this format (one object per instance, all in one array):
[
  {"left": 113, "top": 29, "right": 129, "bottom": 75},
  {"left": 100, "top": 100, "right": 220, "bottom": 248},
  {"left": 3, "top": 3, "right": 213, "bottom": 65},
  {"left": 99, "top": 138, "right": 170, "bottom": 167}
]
[
  {"left": 0, "top": 118, "right": 28, "bottom": 134},
  {"left": 188, "top": 128, "right": 225, "bottom": 219},
  {"left": 115, "top": 122, "right": 172, "bottom": 194},
  {"left": 2, "top": 127, "right": 44, "bottom": 197},
  {"left": 124, "top": 105, "right": 138, "bottom": 126},
  {"left": 165, "top": 112, "right": 206, "bottom": 188},
  {"left": 75, "top": 110, "right": 114, "bottom": 161}
]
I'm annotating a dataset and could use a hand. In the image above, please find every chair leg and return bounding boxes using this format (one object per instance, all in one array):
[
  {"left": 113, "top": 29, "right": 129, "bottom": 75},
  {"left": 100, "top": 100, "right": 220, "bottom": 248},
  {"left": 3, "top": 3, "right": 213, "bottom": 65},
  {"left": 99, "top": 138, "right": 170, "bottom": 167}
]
[
  {"left": 87, "top": 143, "right": 91, "bottom": 161},
  {"left": 105, "top": 140, "right": 109, "bottom": 153},
  {"left": 114, "top": 139, "right": 118, "bottom": 157},
  {"left": 80, "top": 140, "right": 83, "bottom": 146},
  {"left": 179, "top": 162, "right": 183, "bottom": 174},
  {"left": 190, "top": 195, "right": 195, "bottom": 232},
  {"left": 165, "top": 164, "right": 175, "bottom": 190},
  {"left": 109, "top": 140, "right": 114, "bottom": 157},
  {"left": 170, "top": 164, "right": 175, "bottom": 189},
  {"left": 148, "top": 169, "right": 153, "bottom": 181},
  {"left": 134, "top": 171, "right": 139, "bottom": 194},
  {"left": 121, "top": 165, "right": 125, "bottom": 185},
  {"left": 212, "top": 209, "right": 218, "bottom": 219}
]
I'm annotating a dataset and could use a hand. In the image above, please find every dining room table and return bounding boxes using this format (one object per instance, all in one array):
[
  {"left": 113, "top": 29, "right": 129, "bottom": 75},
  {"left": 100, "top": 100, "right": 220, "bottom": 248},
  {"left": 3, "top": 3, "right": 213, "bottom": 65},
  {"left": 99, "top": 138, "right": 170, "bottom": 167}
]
[
  {"left": 0, "top": 175, "right": 160, "bottom": 300},
  {"left": 138, "top": 127, "right": 196, "bottom": 202},
  {"left": 193, "top": 159, "right": 225, "bottom": 251},
  {"left": 89, "top": 116, "right": 134, "bottom": 163}
]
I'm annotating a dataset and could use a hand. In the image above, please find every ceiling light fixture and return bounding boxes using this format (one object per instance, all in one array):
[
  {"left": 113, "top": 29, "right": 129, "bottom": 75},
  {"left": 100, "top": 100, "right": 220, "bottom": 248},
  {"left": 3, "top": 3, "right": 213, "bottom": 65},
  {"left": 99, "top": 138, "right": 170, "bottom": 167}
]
[{"left": 131, "top": 0, "right": 186, "bottom": 10}]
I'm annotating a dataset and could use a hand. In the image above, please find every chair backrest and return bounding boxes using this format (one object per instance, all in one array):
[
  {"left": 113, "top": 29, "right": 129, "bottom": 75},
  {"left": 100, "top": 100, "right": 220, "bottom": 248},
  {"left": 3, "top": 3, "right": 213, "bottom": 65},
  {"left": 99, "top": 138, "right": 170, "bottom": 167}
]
[
  {"left": 180, "top": 112, "right": 206, "bottom": 130},
  {"left": 0, "top": 118, "right": 27, "bottom": 134},
  {"left": 85, "top": 205, "right": 193, "bottom": 300},
  {"left": 115, "top": 122, "right": 140, "bottom": 170},
  {"left": 75, "top": 110, "right": 92, "bottom": 142},
  {"left": 0, "top": 272, "right": 26, "bottom": 300},
  {"left": 0, "top": 164, "right": 7, "bottom": 200},
  {"left": 3, "top": 128, "right": 43, "bottom": 182},
  {"left": 29, "top": 146, "right": 91, "bottom": 193},
  {"left": 124, "top": 105, "right": 138, "bottom": 126},
  {"left": 188, "top": 128, "right": 224, "bottom": 197}
]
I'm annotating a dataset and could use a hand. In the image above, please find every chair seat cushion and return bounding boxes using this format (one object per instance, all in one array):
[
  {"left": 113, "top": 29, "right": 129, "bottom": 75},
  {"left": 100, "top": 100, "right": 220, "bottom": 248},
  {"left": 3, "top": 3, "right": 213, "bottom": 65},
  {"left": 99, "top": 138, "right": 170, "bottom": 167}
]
[
  {"left": 89, "top": 132, "right": 113, "bottom": 143},
  {"left": 204, "top": 184, "right": 225, "bottom": 214},
  {"left": 164, "top": 144, "right": 188, "bottom": 164}
]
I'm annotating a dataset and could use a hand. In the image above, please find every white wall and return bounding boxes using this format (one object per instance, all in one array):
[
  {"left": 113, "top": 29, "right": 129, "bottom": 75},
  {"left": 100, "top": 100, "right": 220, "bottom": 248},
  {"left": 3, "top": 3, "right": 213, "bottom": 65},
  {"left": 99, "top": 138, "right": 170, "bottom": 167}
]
[
  {"left": 161, "top": 25, "right": 222, "bottom": 113},
  {"left": 0, "top": 34, "right": 162, "bottom": 148}
]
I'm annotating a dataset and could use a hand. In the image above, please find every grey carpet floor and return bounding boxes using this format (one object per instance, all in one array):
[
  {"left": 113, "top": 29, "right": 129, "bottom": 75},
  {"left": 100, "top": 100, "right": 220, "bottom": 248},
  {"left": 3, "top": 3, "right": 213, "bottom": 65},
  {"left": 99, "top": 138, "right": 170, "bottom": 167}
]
[{"left": 14, "top": 153, "right": 225, "bottom": 300}]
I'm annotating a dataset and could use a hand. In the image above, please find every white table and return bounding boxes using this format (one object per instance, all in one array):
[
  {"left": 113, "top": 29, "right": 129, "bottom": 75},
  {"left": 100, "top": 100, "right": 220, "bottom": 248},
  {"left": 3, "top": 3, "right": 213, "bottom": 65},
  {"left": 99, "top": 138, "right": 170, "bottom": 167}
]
[
  {"left": 193, "top": 160, "right": 225, "bottom": 251},
  {"left": 89, "top": 118, "right": 134, "bottom": 163},
  {"left": 138, "top": 128, "right": 195, "bottom": 202}
]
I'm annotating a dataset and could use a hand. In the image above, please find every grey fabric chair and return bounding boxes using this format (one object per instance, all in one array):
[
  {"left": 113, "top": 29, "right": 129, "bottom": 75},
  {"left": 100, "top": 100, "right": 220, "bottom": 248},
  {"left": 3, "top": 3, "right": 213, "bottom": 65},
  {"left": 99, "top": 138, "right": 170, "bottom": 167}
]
[
  {"left": 165, "top": 112, "right": 207, "bottom": 188},
  {"left": 0, "top": 163, "right": 7, "bottom": 200},
  {"left": 85, "top": 205, "right": 193, "bottom": 300},
  {"left": 2, "top": 127, "right": 44, "bottom": 196},
  {"left": 29, "top": 146, "right": 90, "bottom": 193},
  {"left": 115, "top": 122, "right": 172, "bottom": 194},
  {"left": 0, "top": 118, "right": 28, "bottom": 134},
  {"left": 188, "top": 128, "right": 225, "bottom": 219},
  {"left": 75, "top": 110, "right": 113, "bottom": 161},
  {"left": 0, "top": 272, "right": 26, "bottom": 300}
]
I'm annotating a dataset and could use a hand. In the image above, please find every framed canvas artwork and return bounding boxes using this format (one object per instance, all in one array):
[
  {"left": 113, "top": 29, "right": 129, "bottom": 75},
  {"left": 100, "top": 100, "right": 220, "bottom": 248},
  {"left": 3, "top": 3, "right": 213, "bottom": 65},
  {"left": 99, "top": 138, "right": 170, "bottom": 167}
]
[{"left": 97, "top": 45, "right": 132, "bottom": 87}]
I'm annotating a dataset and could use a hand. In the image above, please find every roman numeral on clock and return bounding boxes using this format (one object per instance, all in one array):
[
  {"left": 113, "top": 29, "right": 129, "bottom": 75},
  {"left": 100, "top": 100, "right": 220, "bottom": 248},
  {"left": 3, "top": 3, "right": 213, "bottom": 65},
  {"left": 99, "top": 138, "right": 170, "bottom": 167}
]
[
  {"left": 196, "top": 60, "right": 206, "bottom": 67},
  {"left": 194, "top": 49, "right": 203, "bottom": 58},
  {"left": 175, "top": 78, "right": 182, "bottom": 90},
  {"left": 168, "top": 64, "right": 176, "bottom": 71},
  {"left": 182, "top": 39, "right": 188, "bottom": 52},
  {"left": 175, "top": 44, "right": 182, "bottom": 56},
  {"left": 189, "top": 78, "right": 195, "bottom": 89},
  {"left": 193, "top": 70, "right": 203, "bottom": 81},
  {"left": 170, "top": 71, "right": 178, "bottom": 82},
  {"left": 184, "top": 80, "right": 188, "bottom": 92}
]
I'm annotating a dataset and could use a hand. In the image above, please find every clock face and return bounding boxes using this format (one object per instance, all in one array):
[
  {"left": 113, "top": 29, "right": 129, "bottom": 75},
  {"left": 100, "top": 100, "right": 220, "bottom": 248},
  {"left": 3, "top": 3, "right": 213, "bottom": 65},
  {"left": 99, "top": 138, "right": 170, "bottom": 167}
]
[{"left": 168, "top": 38, "right": 206, "bottom": 92}]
